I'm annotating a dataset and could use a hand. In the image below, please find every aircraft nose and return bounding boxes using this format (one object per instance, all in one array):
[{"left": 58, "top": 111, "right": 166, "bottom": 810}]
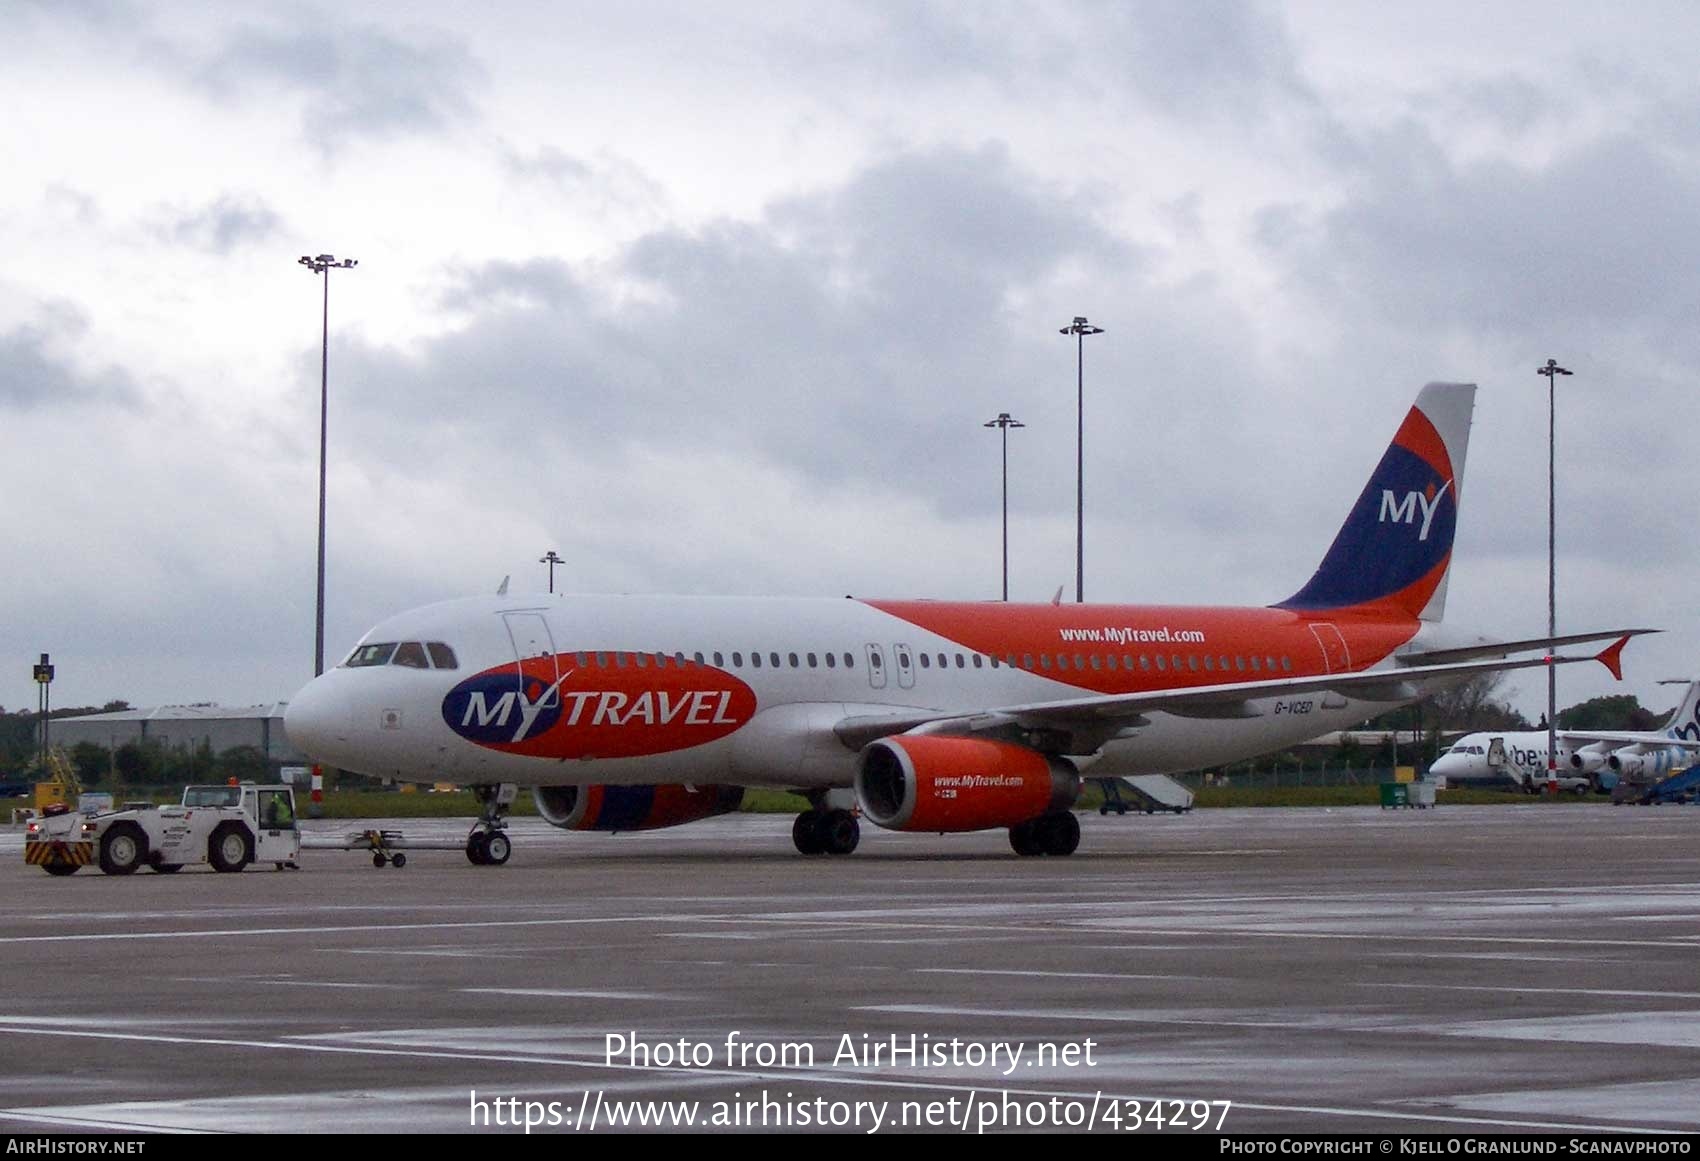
[{"left": 283, "top": 673, "right": 351, "bottom": 761}]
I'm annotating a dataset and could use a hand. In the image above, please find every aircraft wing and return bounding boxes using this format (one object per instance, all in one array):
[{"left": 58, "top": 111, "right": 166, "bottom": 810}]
[
  {"left": 1556, "top": 730, "right": 1700, "bottom": 750},
  {"left": 834, "top": 639, "right": 1636, "bottom": 753}
]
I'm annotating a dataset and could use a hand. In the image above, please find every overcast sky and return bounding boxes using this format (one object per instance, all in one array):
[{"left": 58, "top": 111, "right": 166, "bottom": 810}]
[{"left": 6, "top": 1, "right": 1698, "bottom": 724}]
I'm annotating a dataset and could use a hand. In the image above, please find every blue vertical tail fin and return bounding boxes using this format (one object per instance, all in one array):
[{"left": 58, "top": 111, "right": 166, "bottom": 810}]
[{"left": 1276, "top": 382, "right": 1475, "bottom": 621}]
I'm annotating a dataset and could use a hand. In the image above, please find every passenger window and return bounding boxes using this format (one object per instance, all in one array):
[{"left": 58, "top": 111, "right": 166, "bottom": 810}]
[
  {"left": 344, "top": 643, "right": 397, "bottom": 668},
  {"left": 938, "top": 653, "right": 947, "bottom": 669},
  {"left": 1106, "top": 655, "right": 1117, "bottom": 670},
  {"left": 807, "top": 653, "right": 817, "bottom": 668},
  {"left": 825, "top": 653, "right": 836, "bottom": 669},
  {"left": 713, "top": 652, "right": 724, "bottom": 667},
  {"left": 1040, "top": 655, "right": 1052, "bottom": 670},
  {"left": 596, "top": 652, "right": 609, "bottom": 668},
  {"left": 1203, "top": 656, "right": 1215, "bottom": 671},
  {"left": 1265, "top": 656, "right": 1276, "bottom": 671},
  {"left": 789, "top": 653, "right": 799, "bottom": 668},
  {"left": 1235, "top": 656, "right": 1245, "bottom": 672},
  {"left": 576, "top": 651, "right": 589, "bottom": 668},
  {"left": 1090, "top": 655, "right": 1102, "bottom": 670},
  {"left": 919, "top": 654, "right": 931, "bottom": 669},
  {"left": 1155, "top": 656, "right": 1167, "bottom": 671},
  {"left": 426, "top": 642, "right": 459, "bottom": 669},
  {"left": 1022, "top": 654, "right": 1034, "bottom": 670},
  {"left": 733, "top": 652, "right": 744, "bottom": 667},
  {"left": 1137, "top": 655, "right": 1148, "bottom": 670},
  {"left": 1250, "top": 656, "right": 1261, "bottom": 672},
  {"left": 616, "top": 652, "right": 628, "bottom": 669},
  {"left": 751, "top": 652, "right": 762, "bottom": 668},
  {"left": 674, "top": 652, "right": 686, "bottom": 667},
  {"left": 972, "top": 655, "right": 983, "bottom": 669},
  {"left": 1074, "top": 654, "right": 1085, "bottom": 670},
  {"left": 844, "top": 654, "right": 855, "bottom": 669},
  {"left": 770, "top": 653, "right": 780, "bottom": 668},
  {"left": 1281, "top": 657, "right": 1292, "bottom": 672},
  {"left": 392, "top": 642, "right": 430, "bottom": 669},
  {"left": 635, "top": 653, "right": 649, "bottom": 668},
  {"left": 1187, "top": 656, "right": 1198, "bottom": 672},
  {"left": 870, "top": 653, "right": 882, "bottom": 669}
]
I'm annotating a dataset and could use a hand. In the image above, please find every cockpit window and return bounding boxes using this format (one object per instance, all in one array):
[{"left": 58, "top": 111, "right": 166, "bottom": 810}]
[
  {"left": 392, "top": 642, "right": 430, "bottom": 669},
  {"left": 345, "top": 643, "right": 397, "bottom": 668},
  {"left": 344, "top": 641, "right": 459, "bottom": 669}
]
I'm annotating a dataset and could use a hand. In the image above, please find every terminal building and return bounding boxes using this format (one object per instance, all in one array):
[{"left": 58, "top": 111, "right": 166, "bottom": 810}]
[{"left": 49, "top": 704, "right": 307, "bottom": 768}]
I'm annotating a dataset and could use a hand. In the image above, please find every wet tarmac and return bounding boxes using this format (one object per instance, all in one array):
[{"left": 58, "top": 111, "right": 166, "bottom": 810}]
[{"left": 1, "top": 803, "right": 1696, "bottom": 1134}]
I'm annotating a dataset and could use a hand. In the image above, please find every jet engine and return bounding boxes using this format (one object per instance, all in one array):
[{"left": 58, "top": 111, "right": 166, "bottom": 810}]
[
  {"left": 533, "top": 784, "right": 745, "bottom": 832},
  {"left": 854, "top": 735, "right": 1079, "bottom": 833},
  {"left": 1569, "top": 745, "right": 1609, "bottom": 775},
  {"left": 1607, "top": 749, "right": 1646, "bottom": 777}
]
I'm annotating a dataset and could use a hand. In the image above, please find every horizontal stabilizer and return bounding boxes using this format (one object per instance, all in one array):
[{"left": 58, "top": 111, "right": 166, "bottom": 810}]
[{"left": 1395, "top": 629, "right": 1657, "bottom": 668}]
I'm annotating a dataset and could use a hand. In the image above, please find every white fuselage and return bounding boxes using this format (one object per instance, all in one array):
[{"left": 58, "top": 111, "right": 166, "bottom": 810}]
[{"left": 284, "top": 592, "right": 1458, "bottom": 792}]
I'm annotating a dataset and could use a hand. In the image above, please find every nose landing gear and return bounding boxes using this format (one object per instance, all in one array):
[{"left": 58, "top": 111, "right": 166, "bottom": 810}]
[{"left": 466, "top": 783, "right": 518, "bottom": 866}]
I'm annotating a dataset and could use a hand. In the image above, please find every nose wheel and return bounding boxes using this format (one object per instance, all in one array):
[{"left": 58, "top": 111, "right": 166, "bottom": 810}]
[{"left": 465, "top": 783, "right": 517, "bottom": 866}]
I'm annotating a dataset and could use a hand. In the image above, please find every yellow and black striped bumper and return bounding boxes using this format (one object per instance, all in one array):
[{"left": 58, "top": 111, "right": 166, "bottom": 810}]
[{"left": 25, "top": 840, "right": 92, "bottom": 867}]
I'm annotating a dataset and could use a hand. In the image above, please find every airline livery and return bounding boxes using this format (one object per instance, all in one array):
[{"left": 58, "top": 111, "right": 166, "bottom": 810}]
[
  {"left": 283, "top": 382, "right": 1642, "bottom": 863},
  {"left": 1431, "top": 674, "right": 1700, "bottom": 792}
]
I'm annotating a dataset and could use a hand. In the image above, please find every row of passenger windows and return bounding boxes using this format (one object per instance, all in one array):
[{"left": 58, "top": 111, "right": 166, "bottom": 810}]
[
  {"left": 343, "top": 641, "right": 460, "bottom": 670},
  {"left": 341, "top": 639, "right": 1298, "bottom": 679},
  {"left": 570, "top": 651, "right": 859, "bottom": 670},
  {"left": 556, "top": 649, "right": 1295, "bottom": 676}
]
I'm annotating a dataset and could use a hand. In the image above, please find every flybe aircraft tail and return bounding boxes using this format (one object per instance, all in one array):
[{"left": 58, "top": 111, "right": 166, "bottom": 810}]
[
  {"left": 1662, "top": 676, "right": 1700, "bottom": 741},
  {"left": 1276, "top": 381, "right": 1476, "bottom": 622}
]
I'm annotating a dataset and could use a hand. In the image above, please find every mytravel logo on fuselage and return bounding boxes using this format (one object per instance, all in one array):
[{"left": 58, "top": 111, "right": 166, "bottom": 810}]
[{"left": 442, "top": 654, "right": 757, "bottom": 760}]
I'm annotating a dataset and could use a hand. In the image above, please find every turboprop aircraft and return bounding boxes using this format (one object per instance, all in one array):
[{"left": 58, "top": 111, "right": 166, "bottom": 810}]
[{"left": 283, "top": 382, "right": 1642, "bottom": 862}]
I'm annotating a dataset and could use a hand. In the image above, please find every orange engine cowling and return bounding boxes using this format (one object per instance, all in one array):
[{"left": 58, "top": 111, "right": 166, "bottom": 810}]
[
  {"left": 533, "top": 784, "right": 746, "bottom": 832},
  {"left": 855, "top": 735, "right": 1079, "bottom": 833}
]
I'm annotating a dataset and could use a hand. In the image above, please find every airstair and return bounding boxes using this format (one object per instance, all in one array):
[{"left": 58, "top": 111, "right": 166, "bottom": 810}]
[{"left": 1095, "top": 774, "right": 1194, "bottom": 815}]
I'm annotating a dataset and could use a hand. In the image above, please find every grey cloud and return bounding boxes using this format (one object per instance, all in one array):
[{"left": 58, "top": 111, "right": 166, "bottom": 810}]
[
  {"left": 0, "top": 307, "right": 141, "bottom": 412},
  {"left": 758, "top": 0, "right": 1309, "bottom": 123},
  {"left": 1261, "top": 123, "right": 1700, "bottom": 341},
  {"left": 1083, "top": 0, "right": 1311, "bottom": 120},
  {"left": 199, "top": 17, "right": 483, "bottom": 147},
  {"left": 152, "top": 194, "right": 281, "bottom": 254},
  {"left": 500, "top": 145, "right": 670, "bottom": 219},
  {"left": 330, "top": 144, "right": 1145, "bottom": 516}
]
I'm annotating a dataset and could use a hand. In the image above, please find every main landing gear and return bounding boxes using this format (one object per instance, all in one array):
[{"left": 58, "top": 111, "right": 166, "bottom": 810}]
[
  {"left": 466, "top": 783, "right": 517, "bottom": 866},
  {"left": 792, "top": 807, "right": 860, "bottom": 856},
  {"left": 1009, "top": 811, "right": 1080, "bottom": 857}
]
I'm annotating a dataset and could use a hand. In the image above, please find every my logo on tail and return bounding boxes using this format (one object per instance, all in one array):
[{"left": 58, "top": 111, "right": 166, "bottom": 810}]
[{"left": 1378, "top": 480, "right": 1453, "bottom": 542}]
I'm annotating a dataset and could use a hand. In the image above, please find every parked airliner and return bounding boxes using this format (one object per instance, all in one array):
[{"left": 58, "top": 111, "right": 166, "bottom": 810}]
[
  {"left": 1431, "top": 674, "right": 1700, "bottom": 793},
  {"left": 284, "top": 382, "right": 1642, "bottom": 862}
]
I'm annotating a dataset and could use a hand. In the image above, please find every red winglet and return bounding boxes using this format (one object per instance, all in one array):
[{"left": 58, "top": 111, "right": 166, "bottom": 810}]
[{"left": 1595, "top": 634, "right": 1630, "bottom": 681}]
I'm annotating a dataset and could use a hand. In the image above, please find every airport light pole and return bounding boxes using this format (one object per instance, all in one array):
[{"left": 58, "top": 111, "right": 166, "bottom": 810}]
[
  {"left": 982, "top": 412, "right": 1025, "bottom": 601},
  {"left": 1538, "top": 358, "right": 1572, "bottom": 784},
  {"left": 1059, "top": 316, "right": 1103, "bottom": 603},
  {"left": 299, "top": 253, "right": 357, "bottom": 678},
  {"left": 540, "top": 550, "right": 564, "bottom": 594}
]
